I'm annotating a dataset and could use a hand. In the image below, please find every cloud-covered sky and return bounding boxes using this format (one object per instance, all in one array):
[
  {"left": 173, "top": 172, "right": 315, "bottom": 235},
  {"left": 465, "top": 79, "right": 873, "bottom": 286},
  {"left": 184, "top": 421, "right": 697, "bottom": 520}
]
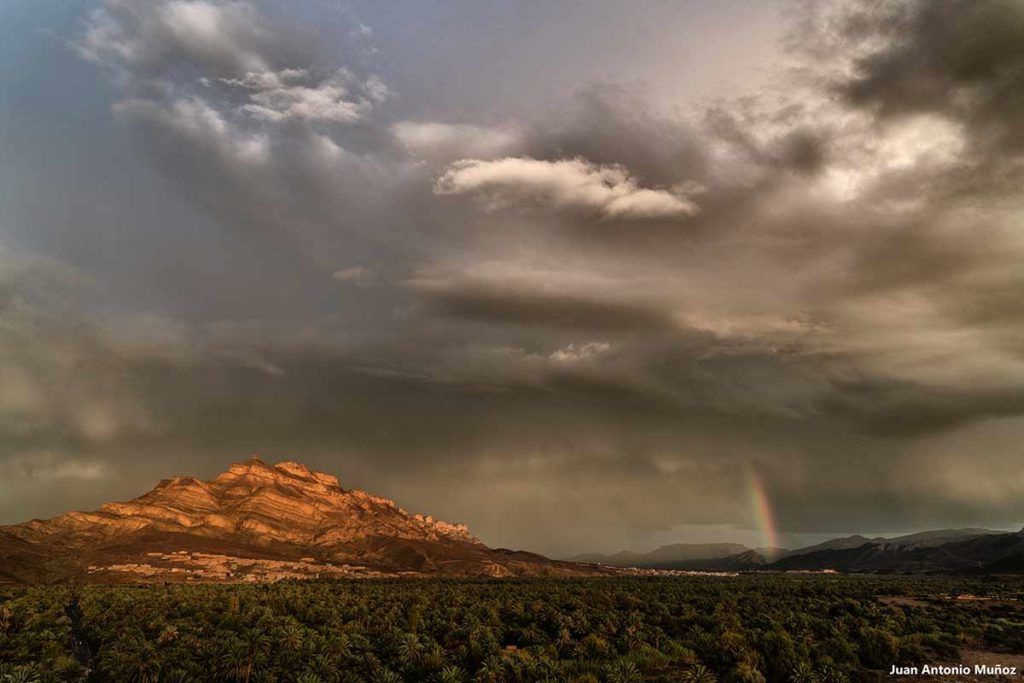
[{"left": 2, "top": 0, "right": 1024, "bottom": 556}]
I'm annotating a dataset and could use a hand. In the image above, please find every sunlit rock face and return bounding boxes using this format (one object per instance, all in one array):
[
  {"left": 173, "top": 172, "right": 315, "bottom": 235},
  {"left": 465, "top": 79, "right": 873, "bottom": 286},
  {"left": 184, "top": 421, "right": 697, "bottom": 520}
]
[
  {"left": 0, "top": 458, "right": 596, "bottom": 583},
  {"left": 83, "top": 457, "right": 481, "bottom": 547}
]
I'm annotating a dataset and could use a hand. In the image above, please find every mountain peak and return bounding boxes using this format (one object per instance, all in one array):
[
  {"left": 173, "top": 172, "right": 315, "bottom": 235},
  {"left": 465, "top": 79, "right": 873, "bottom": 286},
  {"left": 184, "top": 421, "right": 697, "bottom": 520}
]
[
  {"left": 0, "top": 456, "right": 603, "bottom": 582},
  {"left": 211, "top": 457, "right": 342, "bottom": 492},
  {"left": 214, "top": 456, "right": 273, "bottom": 477},
  {"left": 274, "top": 460, "right": 313, "bottom": 477},
  {"left": 274, "top": 460, "right": 341, "bottom": 488}
]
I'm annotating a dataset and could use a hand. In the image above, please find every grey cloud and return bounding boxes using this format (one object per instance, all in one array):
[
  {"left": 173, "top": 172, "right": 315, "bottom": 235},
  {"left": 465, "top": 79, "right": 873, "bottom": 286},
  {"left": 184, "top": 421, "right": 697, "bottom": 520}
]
[
  {"left": 836, "top": 1, "right": 1024, "bottom": 117},
  {"left": 222, "top": 68, "right": 390, "bottom": 124},
  {"left": 0, "top": 251, "right": 156, "bottom": 447},
  {"left": 419, "top": 286, "right": 676, "bottom": 331},
  {"left": 799, "top": 0, "right": 1024, "bottom": 163},
  {"left": 78, "top": 0, "right": 287, "bottom": 78},
  {"left": 4, "top": 238, "right": 1024, "bottom": 550},
  {"left": 80, "top": 0, "right": 406, "bottom": 266},
  {"left": 2, "top": 452, "right": 109, "bottom": 483},
  {"left": 774, "top": 128, "right": 827, "bottom": 176},
  {"left": 818, "top": 377, "right": 1024, "bottom": 437},
  {"left": 6, "top": 0, "right": 1024, "bottom": 551},
  {"left": 522, "top": 85, "right": 709, "bottom": 188}
]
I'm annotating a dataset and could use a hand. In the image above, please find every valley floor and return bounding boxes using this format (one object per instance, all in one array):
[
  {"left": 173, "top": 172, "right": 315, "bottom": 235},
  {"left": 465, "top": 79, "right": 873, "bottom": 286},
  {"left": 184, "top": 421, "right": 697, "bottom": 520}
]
[{"left": 1, "top": 575, "right": 1023, "bottom": 682}]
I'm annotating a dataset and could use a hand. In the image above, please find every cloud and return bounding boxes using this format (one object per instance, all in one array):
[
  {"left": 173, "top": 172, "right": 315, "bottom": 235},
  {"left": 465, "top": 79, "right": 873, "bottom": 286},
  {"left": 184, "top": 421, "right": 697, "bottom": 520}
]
[
  {"left": 81, "top": 0, "right": 390, "bottom": 134},
  {"left": 392, "top": 121, "right": 520, "bottom": 161},
  {"left": 408, "top": 264, "right": 677, "bottom": 331},
  {"left": 223, "top": 68, "right": 390, "bottom": 123},
  {"left": 0, "top": 249, "right": 157, "bottom": 445},
  {"left": 550, "top": 341, "right": 611, "bottom": 363},
  {"left": 422, "top": 286, "right": 675, "bottom": 331},
  {"left": 77, "top": 0, "right": 409, "bottom": 267},
  {"left": 434, "top": 157, "right": 700, "bottom": 219},
  {"left": 17, "top": 0, "right": 1024, "bottom": 550},
  {"left": 78, "top": 0, "right": 277, "bottom": 77},
  {"left": 115, "top": 95, "right": 270, "bottom": 166},
  {"left": 3, "top": 452, "right": 109, "bottom": 482},
  {"left": 831, "top": 1, "right": 1024, "bottom": 120},
  {"left": 521, "top": 84, "right": 710, "bottom": 188},
  {"left": 793, "top": 0, "right": 1024, "bottom": 180},
  {"left": 332, "top": 266, "right": 374, "bottom": 287}
]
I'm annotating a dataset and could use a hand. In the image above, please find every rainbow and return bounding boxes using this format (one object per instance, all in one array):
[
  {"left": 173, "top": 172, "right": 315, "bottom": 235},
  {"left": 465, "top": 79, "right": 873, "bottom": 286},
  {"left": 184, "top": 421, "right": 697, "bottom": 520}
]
[{"left": 748, "top": 469, "right": 778, "bottom": 550}]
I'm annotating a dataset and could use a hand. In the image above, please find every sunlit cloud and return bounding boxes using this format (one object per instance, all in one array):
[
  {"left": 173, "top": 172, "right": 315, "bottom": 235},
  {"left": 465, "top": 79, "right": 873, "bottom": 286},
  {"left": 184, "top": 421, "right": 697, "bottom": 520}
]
[{"left": 435, "top": 157, "right": 700, "bottom": 219}]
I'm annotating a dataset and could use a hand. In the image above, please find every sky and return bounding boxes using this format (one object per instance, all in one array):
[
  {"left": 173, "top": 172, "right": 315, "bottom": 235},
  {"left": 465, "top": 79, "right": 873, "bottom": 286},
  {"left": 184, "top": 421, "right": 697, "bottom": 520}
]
[{"left": 2, "top": 0, "right": 1024, "bottom": 557}]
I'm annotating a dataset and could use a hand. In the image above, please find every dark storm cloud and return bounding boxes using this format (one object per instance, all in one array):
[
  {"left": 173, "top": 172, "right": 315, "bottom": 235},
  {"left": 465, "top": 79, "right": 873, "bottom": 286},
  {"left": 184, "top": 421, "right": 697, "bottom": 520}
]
[
  {"left": 796, "top": 0, "right": 1024, "bottom": 188},
  {"left": 521, "top": 85, "right": 710, "bottom": 187},
  {"left": 704, "top": 105, "right": 829, "bottom": 176},
  {"left": 832, "top": 1, "right": 1024, "bottom": 131},
  {"left": 818, "top": 377, "right": 1024, "bottom": 437},
  {"left": 3, "top": 0, "right": 1024, "bottom": 553},
  {"left": 418, "top": 286, "right": 676, "bottom": 331}
]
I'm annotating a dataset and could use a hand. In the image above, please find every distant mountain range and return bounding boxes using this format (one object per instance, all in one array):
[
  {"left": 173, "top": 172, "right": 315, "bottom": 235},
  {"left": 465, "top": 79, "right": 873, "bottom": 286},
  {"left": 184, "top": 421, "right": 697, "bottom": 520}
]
[
  {"left": 570, "top": 527, "right": 1024, "bottom": 573},
  {"left": 0, "top": 458, "right": 604, "bottom": 584},
  {"left": 571, "top": 543, "right": 749, "bottom": 568}
]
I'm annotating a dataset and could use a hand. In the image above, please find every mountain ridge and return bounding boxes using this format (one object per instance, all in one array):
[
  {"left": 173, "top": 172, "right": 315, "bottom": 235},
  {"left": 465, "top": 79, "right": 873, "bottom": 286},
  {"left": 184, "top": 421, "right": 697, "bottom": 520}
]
[
  {"left": 569, "top": 528, "right": 1023, "bottom": 573},
  {"left": 0, "top": 457, "right": 602, "bottom": 583},
  {"left": 769, "top": 528, "right": 1024, "bottom": 573},
  {"left": 570, "top": 542, "right": 748, "bottom": 567}
]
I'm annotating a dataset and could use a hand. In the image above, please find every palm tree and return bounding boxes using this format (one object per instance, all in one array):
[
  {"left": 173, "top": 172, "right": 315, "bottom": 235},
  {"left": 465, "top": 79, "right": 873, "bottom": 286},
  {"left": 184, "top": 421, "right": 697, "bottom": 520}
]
[
  {"left": 680, "top": 664, "right": 718, "bottom": 683},
  {"left": 607, "top": 660, "right": 641, "bottom": 683},
  {"left": 624, "top": 625, "right": 646, "bottom": 652},
  {"left": 220, "top": 642, "right": 252, "bottom": 683},
  {"left": 790, "top": 662, "right": 820, "bottom": 683},
  {"left": 556, "top": 627, "right": 573, "bottom": 653},
  {"left": 397, "top": 633, "right": 422, "bottom": 669},
  {"left": 473, "top": 655, "right": 506, "bottom": 683},
  {"left": 157, "top": 625, "right": 179, "bottom": 646},
  {"left": 129, "top": 647, "right": 161, "bottom": 683},
  {"left": 2, "top": 665, "right": 41, "bottom": 683},
  {"left": 281, "top": 623, "right": 305, "bottom": 651},
  {"left": 372, "top": 668, "right": 402, "bottom": 683},
  {"left": 308, "top": 653, "right": 335, "bottom": 681},
  {"left": 819, "top": 664, "right": 848, "bottom": 683},
  {"left": 439, "top": 665, "right": 467, "bottom": 683},
  {"left": 421, "top": 641, "right": 447, "bottom": 671}
]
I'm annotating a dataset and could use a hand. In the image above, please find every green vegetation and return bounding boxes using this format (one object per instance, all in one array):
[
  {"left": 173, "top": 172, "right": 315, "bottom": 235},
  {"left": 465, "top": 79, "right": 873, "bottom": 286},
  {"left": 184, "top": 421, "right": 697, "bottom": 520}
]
[{"left": 1, "top": 576, "right": 1022, "bottom": 682}]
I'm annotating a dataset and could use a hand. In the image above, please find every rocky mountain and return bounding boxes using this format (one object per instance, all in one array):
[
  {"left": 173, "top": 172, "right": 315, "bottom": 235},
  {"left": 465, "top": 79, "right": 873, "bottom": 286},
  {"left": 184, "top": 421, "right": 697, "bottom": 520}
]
[
  {"left": 771, "top": 528, "right": 1024, "bottom": 573},
  {"left": 779, "top": 535, "right": 874, "bottom": 559},
  {"left": 671, "top": 549, "right": 776, "bottom": 572},
  {"left": 883, "top": 528, "right": 1004, "bottom": 549},
  {"left": 570, "top": 542, "right": 749, "bottom": 568},
  {"left": 571, "top": 528, "right": 1022, "bottom": 574},
  {"left": 0, "top": 458, "right": 602, "bottom": 583}
]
